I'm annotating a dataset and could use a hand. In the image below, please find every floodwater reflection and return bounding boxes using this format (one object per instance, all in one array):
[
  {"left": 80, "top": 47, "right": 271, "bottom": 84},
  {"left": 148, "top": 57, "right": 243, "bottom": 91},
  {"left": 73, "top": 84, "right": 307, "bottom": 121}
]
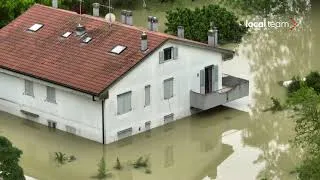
[
  {"left": 1, "top": 2, "right": 320, "bottom": 180},
  {"left": 0, "top": 106, "right": 251, "bottom": 180}
]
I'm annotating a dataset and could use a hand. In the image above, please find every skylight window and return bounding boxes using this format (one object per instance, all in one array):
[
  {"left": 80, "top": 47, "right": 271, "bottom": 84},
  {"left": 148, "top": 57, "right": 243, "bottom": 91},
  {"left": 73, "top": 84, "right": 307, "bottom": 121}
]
[
  {"left": 62, "top": 32, "right": 72, "bottom": 38},
  {"left": 82, "top": 36, "right": 92, "bottom": 43},
  {"left": 111, "top": 45, "right": 127, "bottom": 54},
  {"left": 28, "top": 23, "right": 43, "bottom": 32}
]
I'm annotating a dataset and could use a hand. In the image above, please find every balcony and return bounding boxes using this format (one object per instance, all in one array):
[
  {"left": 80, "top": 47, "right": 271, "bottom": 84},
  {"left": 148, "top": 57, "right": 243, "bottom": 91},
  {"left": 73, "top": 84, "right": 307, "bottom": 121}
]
[{"left": 190, "top": 75, "right": 249, "bottom": 110}]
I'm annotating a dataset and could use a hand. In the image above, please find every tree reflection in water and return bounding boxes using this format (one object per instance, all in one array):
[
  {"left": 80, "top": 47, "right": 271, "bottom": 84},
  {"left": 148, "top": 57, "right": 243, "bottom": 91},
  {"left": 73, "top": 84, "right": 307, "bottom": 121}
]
[{"left": 236, "top": 2, "right": 314, "bottom": 180}]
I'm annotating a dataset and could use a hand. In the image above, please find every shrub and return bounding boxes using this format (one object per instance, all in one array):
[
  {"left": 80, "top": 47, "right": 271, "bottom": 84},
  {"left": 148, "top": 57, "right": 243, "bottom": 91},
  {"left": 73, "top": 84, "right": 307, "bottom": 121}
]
[
  {"left": 97, "top": 157, "right": 107, "bottom": 179},
  {"left": 287, "top": 76, "right": 302, "bottom": 95},
  {"left": 305, "top": 71, "right": 320, "bottom": 94},
  {"left": 114, "top": 157, "right": 122, "bottom": 170},
  {"left": 133, "top": 156, "right": 149, "bottom": 168}
]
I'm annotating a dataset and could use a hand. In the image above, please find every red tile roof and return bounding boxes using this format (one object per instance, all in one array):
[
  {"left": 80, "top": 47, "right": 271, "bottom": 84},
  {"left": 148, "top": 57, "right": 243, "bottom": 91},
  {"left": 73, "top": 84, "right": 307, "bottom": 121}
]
[{"left": 0, "top": 4, "right": 233, "bottom": 96}]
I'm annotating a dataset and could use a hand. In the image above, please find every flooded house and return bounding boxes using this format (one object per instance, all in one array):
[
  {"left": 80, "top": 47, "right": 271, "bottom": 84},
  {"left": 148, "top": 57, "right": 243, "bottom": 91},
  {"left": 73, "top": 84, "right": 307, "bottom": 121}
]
[{"left": 0, "top": 4, "right": 248, "bottom": 144}]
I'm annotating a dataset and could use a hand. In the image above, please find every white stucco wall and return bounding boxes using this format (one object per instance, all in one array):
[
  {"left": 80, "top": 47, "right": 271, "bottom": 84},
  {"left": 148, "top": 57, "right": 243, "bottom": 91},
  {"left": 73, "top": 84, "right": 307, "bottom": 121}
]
[
  {"left": 104, "top": 41, "right": 223, "bottom": 144},
  {"left": 0, "top": 70, "right": 103, "bottom": 143}
]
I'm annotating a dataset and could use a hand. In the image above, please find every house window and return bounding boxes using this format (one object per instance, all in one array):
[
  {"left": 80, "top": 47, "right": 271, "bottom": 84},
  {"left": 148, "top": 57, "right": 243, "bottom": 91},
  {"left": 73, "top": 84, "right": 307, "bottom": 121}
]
[
  {"left": 117, "top": 91, "right": 132, "bottom": 115},
  {"left": 159, "top": 47, "right": 178, "bottom": 63},
  {"left": 24, "top": 80, "right": 34, "bottom": 96},
  {"left": 163, "top": 78, "right": 174, "bottom": 100},
  {"left": 46, "top": 86, "right": 56, "bottom": 103},
  {"left": 164, "top": 47, "right": 173, "bottom": 61},
  {"left": 145, "top": 85, "right": 151, "bottom": 106}
]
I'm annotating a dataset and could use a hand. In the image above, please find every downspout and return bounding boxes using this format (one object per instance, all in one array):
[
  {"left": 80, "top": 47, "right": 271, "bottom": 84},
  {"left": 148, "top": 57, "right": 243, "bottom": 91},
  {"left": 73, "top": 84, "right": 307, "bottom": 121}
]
[{"left": 102, "top": 99, "right": 105, "bottom": 144}]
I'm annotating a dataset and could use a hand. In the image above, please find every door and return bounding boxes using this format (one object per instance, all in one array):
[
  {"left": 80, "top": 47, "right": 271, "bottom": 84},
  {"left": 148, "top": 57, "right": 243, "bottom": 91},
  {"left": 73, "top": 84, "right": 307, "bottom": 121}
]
[{"left": 205, "top": 66, "right": 213, "bottom": 93}]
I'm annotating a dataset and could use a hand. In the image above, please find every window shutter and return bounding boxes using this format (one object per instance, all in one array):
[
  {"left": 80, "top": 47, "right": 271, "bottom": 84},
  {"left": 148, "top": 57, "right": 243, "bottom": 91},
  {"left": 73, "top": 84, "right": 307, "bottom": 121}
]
[
  {"left": 25, "top": 80, "right": 34, "bottom": 96},
  {"left": 170, "top": 79, "right": 173, "bottom": 97},
  {"left": 200, "top": 69, "right": 205, "bottom": 94},
  {"left": 46, "top": 87, "right": 56, "bottom": 103},
  {"left": 213, "top": 65, "right": 219, "bottom": 91},
  {"left": 159, "top": 51, "right": 164, "bottom": 64},
  {"left": 145, "top": 85, "right": 151, "bottom": 106},
  {"left": 173, "top": 47, "right": 178, "bottom": 60},
  {"left": 164, "top": 80, "right": 168, "bottom": 99},
  {"left": 164, "top": 78, "right": 173, "bottom": 99},
  {"left": 127, "top": 92, "right": 132, "bottom": 111},
  {"left": 117, "top": 91, "right": 132, "bottom": 115}
]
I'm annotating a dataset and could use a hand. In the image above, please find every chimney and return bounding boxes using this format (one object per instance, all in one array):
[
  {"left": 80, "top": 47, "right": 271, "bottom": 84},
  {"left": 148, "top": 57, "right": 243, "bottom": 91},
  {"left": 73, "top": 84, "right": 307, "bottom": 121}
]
[
  {"left": 126, "top": 11, "right": 133, "bottom": 26},
  {"left": 147, "top": 16, "right": 153, "bottom": 30},
  {"left": 76, "top": 24, "right": 86, "bottom": 36},
  {"left": 141, "top": 32, "right": 148, "bottom": 51},
  {"left": 208, "top": 28, "right": 215, "bottom": 47},
  {"left": 121, "top": 10, "right": 127, "bottom": 24},
  {"left": 92, "top": 3, "right": 100, "bottom": 17},
  {"left": 213, "top": 27, "right": 218, "bottom": 46},
  {"left": 151, "top": 17, "right": 158, "bottom": 31},
  {"left": 52, "top": 0, "right": 58, "bottom": 8},
  {"left": 177, "top": 26, "right": 184, "bottom": 38}
]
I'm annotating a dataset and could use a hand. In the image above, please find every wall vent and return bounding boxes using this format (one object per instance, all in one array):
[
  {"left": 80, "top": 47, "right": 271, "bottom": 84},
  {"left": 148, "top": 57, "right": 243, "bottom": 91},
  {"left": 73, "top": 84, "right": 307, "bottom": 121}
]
[
  {"left": 48, "top": 120, "right": 57, "bottom": 129},
  {"left": 66, "top": 125, "right": 76, "bottom": 134},
  {"left": 117, "top": 127, "right": 132, "bottom": 140}
]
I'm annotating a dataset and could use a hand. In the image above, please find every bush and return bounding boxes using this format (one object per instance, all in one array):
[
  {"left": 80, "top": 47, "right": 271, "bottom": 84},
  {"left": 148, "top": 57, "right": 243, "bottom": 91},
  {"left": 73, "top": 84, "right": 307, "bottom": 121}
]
[
  {"left": 133, "top": 156, "right": 149, "bottom": 169},
  {"left": 305, "top": 71, "right": 320, "bottom": 94},
  {"left": 113, "top": 157, "right": 122, "bottom": 170},
  {"left": 97, "top": 157, "right": 107, "bottom": 179},
  {"left": 287, "top": 76, "right": 302, "bottom": 95},
  {"left": 0, "top": 136, "right": 25, "bottom": 180},
  {"left": 165, "top": 5, "right": 248, "bottom": 44}
]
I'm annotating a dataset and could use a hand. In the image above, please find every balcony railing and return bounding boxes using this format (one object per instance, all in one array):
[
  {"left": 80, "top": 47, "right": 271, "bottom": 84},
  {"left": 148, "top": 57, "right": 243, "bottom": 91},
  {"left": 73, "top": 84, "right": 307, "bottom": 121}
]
[{"left": 190, "top": 74, "right": 249, "bottom": 110}]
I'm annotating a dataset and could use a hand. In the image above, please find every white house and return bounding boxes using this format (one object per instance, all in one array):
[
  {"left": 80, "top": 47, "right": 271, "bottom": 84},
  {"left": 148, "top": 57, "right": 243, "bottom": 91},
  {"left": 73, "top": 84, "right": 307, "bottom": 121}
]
[{"left": 0, "top": 4, "right": 248, "bottom": 144}]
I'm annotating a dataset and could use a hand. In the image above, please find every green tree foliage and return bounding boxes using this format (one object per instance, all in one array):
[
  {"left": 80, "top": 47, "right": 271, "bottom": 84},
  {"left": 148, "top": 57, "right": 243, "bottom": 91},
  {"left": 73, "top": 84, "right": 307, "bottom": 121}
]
[
  {"left": 287, "top": 86, "right": 320, "bottom": 179},
  {"left": 97, "top": 157, "right": 107, "bottom": 179},
  {"left": 0, "top": 0, "right": 35, "bottom": 28},
  {"left": 0, "top": 136, "right": 25, "bottom": 180},
  {"left": 165, "top": 5, "right": 248, "bottom": 44},
  {"left": 287, "top": 76, "right": 302, "bottom": 95},
  {"left": 305, "top": 71, "right": 320, "bottom": 94}
]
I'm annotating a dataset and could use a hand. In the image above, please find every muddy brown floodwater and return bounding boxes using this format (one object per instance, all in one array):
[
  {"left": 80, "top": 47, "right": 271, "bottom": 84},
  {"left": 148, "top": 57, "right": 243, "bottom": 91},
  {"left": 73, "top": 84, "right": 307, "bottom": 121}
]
[{"left": 0, "top": 3, "right": 319, "bottom": 180}]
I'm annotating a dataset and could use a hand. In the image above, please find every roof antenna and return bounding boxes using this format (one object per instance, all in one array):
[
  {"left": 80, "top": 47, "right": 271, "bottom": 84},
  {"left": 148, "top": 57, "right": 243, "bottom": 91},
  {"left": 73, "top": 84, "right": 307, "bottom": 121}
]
[
  {"left": 104, "top": 0, "right": 115, "bottom": 28},
  {"left": 76, "top": 0, "right": 86, "bottom": 36}
]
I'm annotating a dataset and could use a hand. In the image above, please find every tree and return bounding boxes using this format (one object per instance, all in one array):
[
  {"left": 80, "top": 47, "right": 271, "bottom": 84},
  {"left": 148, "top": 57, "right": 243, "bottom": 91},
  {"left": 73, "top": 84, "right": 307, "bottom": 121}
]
[
  {"left": 165, "top": 5, "right": 248, "bottom": 44},
  {"left": 0, "top": 0, "right": 36, "bottom": 28},
  {"left": 287, "top": 86, "right": 320, "bottom": 179},
  {"left": 0, "top": 136, "right": 25, "bottom": 180},
  {"left": 305, "top": 71, "right": 320, "bottom": 94}
]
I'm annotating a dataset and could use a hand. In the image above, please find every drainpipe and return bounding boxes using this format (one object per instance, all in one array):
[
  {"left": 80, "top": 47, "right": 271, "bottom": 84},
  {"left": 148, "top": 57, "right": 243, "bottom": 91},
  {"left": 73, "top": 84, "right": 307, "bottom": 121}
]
[{"left": 101, "top": 99, "right": 105, "bottom": 144}]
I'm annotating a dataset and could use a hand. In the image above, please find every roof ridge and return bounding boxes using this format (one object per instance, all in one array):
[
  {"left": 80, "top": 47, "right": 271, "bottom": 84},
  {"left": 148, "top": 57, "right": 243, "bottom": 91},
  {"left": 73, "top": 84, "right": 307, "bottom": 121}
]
[
  {"left": 33, "top": 3, "right": 78, "bottom": 15},
  {"left": 32, "top": 4, "right": 231, "bottom": 51}
]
